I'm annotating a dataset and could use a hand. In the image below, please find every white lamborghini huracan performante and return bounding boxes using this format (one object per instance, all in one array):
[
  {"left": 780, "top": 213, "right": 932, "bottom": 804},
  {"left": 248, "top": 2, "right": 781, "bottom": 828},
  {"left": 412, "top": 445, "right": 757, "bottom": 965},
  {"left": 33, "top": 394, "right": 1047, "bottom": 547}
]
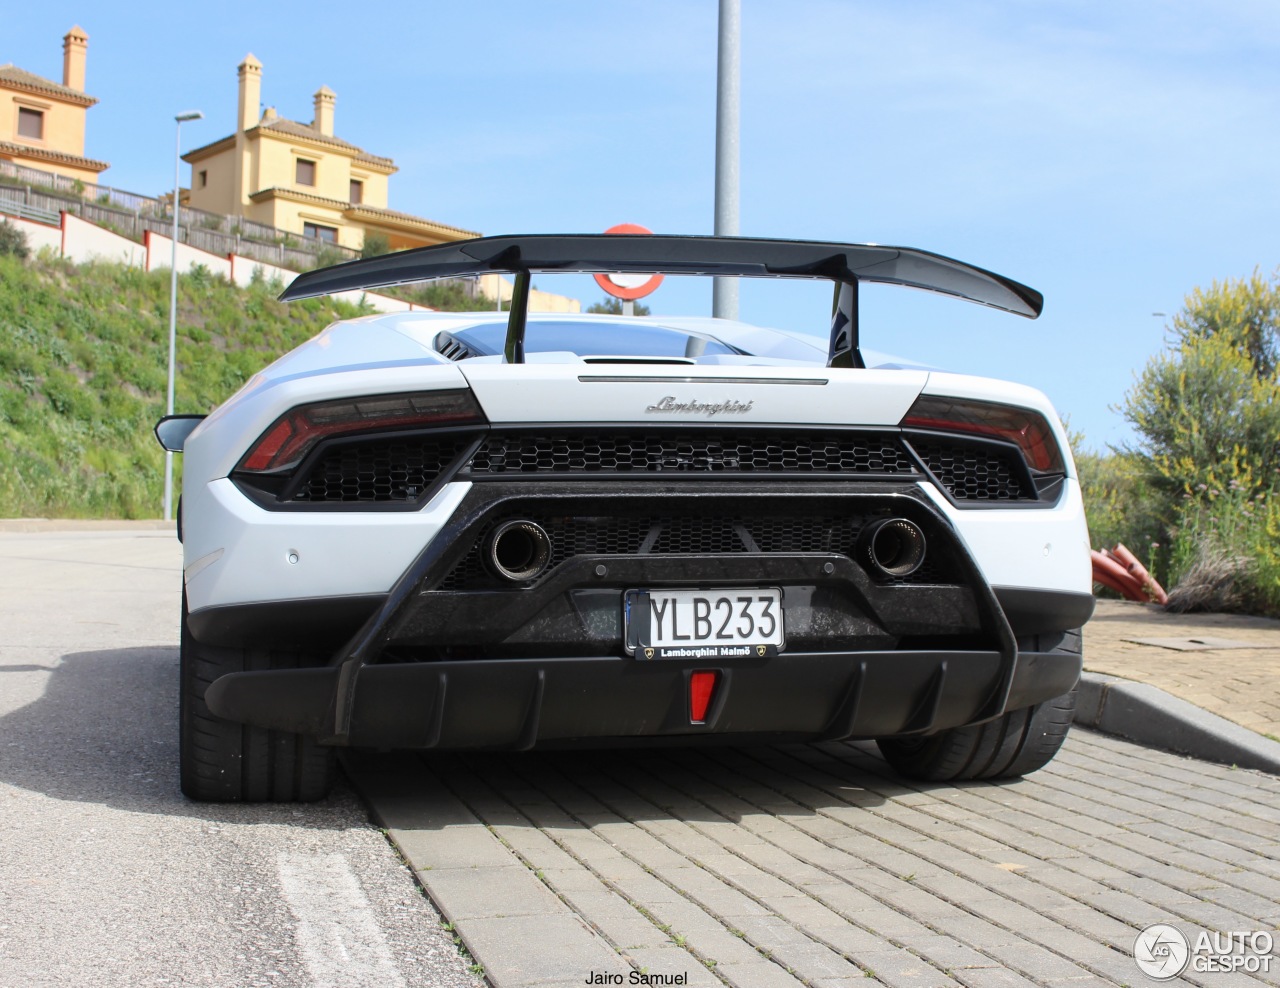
[{"left": 155, "top": 235, "right": 1092, "bottom": 802}]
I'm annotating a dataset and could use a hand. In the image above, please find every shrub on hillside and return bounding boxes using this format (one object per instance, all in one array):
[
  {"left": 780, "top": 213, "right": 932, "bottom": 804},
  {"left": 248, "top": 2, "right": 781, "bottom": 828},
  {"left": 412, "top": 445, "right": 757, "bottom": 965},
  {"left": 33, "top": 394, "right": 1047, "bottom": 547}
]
[
  {"left": 360, "top": 232, "right": 390, "bottom": 258},
  {"left": 0, "top": 220, "right": 29, "bottom": 259}
]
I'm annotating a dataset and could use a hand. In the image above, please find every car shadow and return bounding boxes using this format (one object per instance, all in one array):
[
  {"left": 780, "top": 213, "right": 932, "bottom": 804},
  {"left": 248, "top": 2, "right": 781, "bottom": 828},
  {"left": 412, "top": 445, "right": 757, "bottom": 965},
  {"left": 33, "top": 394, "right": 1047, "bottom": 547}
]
[
  {"left": 347, "top": 737, "right": 907, "bottom": 830},
  {"left": 5, "top": 647, "right": 1007, "bottom": 830},
  {"left": 0, "top": 647, "right": 364, "bottom": 828}
]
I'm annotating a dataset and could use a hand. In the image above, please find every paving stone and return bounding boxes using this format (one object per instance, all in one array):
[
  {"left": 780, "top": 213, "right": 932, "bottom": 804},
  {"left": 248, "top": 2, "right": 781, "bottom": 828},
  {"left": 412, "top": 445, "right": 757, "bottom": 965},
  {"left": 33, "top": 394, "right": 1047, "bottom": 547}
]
[
  {"left": 399, "top": 827, "right": 520, "bottom": 872},
  {"left": 951, "top": 967, "right": 1040, "bottom": 988},
  {"left": 847, "top": 947, "right": 959, "bottom": 988},
  {"left": 622, "top": 952, "right": 724, "bottom": 988},
  {"left": 935, "top": 917, "right": 1026, "bottom": 951},
  {"left": 461, "top": 913, "right": 621, "bottom": 987},
  {"left": 713, "top": 961, "right": 808, "bottom": 988},
  {"left": 780, "top": 943, "right": 870, "bottom": 979},
  {"left": 421, "top": 864, "right": 564, "bottom": 921},
  {"left": 802, "top": 882, "right": 889, "bottom": 916},
  {"left": 354, "top": 720, "right": 1280, "bottom": 988},
  {"left": 493, "top": 825, "right": 586, "bottom": 873},
  {"left": 980, "top": 944, "right": 1092, "bottom": 983},
  {"left": 730, "top": 915, "right": 823, "bottom": 955},
  {"left": 804, "top": 922, "right": 886, "bottom": 956},
  {"left": 904, "top": 934, "right": 1000, "bottom": 971},
  {"left": 557, "top": 887, "right": 673, "bottom": 950}
]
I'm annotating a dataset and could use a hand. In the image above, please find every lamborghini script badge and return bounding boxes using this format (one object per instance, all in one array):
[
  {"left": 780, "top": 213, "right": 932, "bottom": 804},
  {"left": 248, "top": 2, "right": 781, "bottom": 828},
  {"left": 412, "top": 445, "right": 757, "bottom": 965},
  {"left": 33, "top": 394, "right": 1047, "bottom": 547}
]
[{"left": 645, "top": 396, "right": 754, "bottom": 416}]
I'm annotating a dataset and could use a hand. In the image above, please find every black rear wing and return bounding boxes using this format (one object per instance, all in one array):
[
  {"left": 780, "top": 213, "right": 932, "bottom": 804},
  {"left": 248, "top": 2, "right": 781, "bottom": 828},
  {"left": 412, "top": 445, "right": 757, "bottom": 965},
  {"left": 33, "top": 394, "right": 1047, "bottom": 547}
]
[{"left": 279, "top": 234, "right": 1042, "bottom": 368}]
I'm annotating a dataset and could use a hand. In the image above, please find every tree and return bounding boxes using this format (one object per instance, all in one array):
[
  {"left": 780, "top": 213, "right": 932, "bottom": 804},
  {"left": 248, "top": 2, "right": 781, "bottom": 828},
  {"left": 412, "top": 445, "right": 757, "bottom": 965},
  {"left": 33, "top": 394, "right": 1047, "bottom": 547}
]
[
  {"left": 1118, "top": 271, "right": 1280, "bottom": 611},
  {"left": 587, "top": 296, "right": 651, "bottom": 316},
  {"left": 1168, "top": 268, "right": 1279, "bottom": 380},
  {"left": 360, "top": 232, "right": 391, "bottom": 258},
  {"left": 1122, "top": 271, "right": 1280, "bottom": 494}
]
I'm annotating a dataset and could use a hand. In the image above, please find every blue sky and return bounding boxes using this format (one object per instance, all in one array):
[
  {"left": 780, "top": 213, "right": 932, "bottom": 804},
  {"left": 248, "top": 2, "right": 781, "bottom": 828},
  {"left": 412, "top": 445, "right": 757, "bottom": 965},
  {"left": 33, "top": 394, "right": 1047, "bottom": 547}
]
[{"left": 8, "top": 1, "right": 1280, "bottom": 450}]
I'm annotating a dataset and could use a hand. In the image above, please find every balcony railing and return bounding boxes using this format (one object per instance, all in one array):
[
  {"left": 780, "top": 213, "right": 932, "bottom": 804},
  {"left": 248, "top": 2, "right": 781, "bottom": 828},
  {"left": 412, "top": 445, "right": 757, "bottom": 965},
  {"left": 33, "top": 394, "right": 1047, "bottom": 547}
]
[{"left": 0, "top": 159, "right": 360, "bottom": 270}]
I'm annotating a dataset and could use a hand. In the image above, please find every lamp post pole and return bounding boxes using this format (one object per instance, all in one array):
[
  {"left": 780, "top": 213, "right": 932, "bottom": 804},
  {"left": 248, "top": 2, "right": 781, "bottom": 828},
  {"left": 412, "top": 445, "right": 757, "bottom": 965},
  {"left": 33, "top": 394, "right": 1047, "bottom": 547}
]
[
  {"left": 164, "top": 110, "right": 203, "bottom": 522},
  {"left": 712, "top": 0, "right": 741, "bottom": 320}
]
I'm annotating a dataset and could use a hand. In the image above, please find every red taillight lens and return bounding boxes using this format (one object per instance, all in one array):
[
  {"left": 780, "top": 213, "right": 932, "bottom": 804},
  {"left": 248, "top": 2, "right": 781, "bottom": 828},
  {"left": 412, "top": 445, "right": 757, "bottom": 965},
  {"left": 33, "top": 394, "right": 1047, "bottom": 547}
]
[
  {"left": 239, "top": 389, "right": 485, "bottom": 473},
  {"left": 901, "top": 395, "right": 1065, "bottom": 474}
]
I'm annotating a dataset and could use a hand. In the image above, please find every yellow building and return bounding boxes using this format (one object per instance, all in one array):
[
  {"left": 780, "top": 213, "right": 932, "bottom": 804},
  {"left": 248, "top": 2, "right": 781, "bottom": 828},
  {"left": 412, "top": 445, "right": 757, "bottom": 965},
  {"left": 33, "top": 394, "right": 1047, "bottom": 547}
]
[
  {"left": 0, "top": 26, "right": 109, "bottom": 184},
  {"left": 183, "top": 55, "right": 477, "bottom": 251}
]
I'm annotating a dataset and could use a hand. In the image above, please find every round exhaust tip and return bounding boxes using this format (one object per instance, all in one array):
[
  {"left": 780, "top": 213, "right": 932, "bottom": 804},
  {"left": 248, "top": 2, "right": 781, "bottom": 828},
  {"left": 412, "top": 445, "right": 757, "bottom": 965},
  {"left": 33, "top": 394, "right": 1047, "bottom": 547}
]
[
  {"left": 487, "top": 520, "right": 552, "bottom": 582},
  {"left": 862, "top": 518, "right": 927, "bottom": 579}
]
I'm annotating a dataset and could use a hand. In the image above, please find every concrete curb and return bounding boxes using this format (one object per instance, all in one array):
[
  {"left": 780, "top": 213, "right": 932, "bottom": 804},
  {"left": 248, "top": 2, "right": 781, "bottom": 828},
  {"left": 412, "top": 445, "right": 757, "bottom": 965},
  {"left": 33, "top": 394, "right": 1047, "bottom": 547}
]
[{"left": 1076, "top": 672, "right": 1280, "bottom": 774}]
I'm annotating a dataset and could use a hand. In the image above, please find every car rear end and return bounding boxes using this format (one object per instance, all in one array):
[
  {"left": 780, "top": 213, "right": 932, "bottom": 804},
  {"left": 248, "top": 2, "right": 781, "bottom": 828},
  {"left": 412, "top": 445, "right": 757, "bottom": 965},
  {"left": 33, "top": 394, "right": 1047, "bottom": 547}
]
[{"left": 181, "top": 351, "right": 1091, "bottom": 755}]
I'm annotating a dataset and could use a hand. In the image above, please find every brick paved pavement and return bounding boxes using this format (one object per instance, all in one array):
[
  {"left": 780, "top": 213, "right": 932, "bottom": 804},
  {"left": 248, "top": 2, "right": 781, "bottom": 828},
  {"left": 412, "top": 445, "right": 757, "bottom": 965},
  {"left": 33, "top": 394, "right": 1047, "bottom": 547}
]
[
  {"left": 1084, "top": 600, "right": 1280, "bottom": 739},
  {"left": 351, "top": 730, "right": 1280, "bottom": 988}
]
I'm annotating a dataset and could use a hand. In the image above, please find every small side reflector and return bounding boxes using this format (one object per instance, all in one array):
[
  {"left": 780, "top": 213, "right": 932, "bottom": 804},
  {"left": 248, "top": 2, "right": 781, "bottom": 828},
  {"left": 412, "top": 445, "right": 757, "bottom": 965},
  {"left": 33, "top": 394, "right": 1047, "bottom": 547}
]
[{"left": 690, "top": 670, "right": 719, "bottom": 724}]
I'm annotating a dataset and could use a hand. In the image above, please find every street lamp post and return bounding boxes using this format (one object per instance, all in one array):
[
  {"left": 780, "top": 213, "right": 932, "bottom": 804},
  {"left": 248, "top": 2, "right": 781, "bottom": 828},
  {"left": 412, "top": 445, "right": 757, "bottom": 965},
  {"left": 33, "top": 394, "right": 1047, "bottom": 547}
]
[
  {"left": 164, "top": 110, "right": 203, "bottom": 522},
  {"left": 712, "top": 0, "right": 741, "bottom": 320}
]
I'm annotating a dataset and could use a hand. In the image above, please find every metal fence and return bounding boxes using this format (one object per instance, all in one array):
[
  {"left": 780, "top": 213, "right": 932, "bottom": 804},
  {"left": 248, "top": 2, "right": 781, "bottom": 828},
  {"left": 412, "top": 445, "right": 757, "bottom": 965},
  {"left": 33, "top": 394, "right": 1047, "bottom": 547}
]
[
  {"left": 0, "top": 186, "right": 60, "bottom": 225},
  {"left": 0, "top": 159, "right": 359, "bottom": 269}
]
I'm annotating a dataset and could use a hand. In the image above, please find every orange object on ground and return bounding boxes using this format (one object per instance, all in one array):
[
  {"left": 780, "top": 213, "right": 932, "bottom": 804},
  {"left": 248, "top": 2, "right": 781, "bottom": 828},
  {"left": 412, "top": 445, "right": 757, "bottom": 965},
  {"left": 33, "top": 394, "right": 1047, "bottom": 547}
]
[
  {"left": 1091, "top": 550, "right": 1149, "bottom": 601},
  {"left": 1108, "top": 543, "right": 1169, "bottom": 605}
]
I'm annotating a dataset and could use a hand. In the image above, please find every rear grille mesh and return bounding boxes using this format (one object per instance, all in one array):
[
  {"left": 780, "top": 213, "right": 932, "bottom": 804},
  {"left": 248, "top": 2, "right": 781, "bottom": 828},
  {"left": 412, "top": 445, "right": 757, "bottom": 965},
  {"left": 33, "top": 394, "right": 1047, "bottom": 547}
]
[
  {"left": 290, "top": 435, "right": 475, "bottom": 502},
  {"left": 907, "top": 438, "right": 1029, "bottom": 501},
  {"left": 438, "top": 510, "right": 952, "bottom": 590},
  {"left": 465, "top": 432, "right": 917, "bottom": 476},
  {"left": 260, "top": 426, "right": 1035, "bottom": 506}
]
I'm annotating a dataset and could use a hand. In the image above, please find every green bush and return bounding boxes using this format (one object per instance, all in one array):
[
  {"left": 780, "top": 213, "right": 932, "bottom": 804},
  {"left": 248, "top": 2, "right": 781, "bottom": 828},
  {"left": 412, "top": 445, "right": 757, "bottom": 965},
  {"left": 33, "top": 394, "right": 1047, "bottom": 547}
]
[
  {"left": 0, "top": 220, "right": 29, "bottom": 259},
  {"left": 360, "top": 232, "right": 390, "bottom": 258},
  {"left": 313, "top": 245, "right": 349, "bottom": 269},
  {"left": 387, "top": 279, "right": 496, "bottom": 312}
]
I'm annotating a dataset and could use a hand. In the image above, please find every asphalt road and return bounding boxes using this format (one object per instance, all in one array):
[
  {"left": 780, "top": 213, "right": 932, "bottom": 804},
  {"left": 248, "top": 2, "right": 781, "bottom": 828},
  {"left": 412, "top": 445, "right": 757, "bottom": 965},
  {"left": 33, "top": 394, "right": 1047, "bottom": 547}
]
[
  {"left": 0, "top": 530, "right": 483, "bottom": 988},
  {"left": 4, "top": 531, "right": 1279, "bottom": 988}
]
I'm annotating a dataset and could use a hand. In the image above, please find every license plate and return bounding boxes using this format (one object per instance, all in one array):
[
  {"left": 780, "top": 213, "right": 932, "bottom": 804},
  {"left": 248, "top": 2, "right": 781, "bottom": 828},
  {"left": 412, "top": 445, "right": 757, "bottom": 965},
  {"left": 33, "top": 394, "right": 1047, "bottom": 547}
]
[{"left": 625, "top": 588, "right": 784, "bottom": 659}]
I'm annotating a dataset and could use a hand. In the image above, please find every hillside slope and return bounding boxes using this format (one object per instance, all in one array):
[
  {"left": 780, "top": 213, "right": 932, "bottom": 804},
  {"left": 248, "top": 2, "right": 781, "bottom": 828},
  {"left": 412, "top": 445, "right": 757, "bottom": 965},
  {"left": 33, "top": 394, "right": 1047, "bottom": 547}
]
[{"left": 0, "top": 254, "right": 375, "bottom": 518}]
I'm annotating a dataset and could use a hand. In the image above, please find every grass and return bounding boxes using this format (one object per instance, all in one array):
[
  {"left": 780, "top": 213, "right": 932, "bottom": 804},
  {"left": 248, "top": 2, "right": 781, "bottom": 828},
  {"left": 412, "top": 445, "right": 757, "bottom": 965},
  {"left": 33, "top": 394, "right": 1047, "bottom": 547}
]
[
  {"left": 0, "top": 251, "right": 372, "bottom": 517},
  {"left": 1166, "top": 483, "right": 1280, "bottom": 617}
]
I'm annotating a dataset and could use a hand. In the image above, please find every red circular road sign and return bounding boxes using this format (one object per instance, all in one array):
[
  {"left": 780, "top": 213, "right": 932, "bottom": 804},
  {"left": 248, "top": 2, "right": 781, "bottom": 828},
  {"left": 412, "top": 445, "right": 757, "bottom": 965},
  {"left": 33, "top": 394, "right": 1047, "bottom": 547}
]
[{"left": 593, "top": 223, "right": 665, "bottom": 300}]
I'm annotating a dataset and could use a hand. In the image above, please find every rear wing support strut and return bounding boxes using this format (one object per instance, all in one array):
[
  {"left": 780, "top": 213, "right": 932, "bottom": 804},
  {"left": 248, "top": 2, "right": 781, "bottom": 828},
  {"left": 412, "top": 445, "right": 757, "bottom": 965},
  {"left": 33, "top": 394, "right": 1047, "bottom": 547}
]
[{"left": 828, "top": 281, "right": 862, "bottom": 369}]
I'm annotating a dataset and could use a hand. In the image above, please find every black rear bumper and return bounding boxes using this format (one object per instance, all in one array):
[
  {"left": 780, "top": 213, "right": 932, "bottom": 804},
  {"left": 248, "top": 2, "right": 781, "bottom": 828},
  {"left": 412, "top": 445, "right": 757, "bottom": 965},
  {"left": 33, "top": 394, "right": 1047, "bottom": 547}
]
[
  {"left": 194, "top": 480, "right": 1092, "bottom": 749},
  {"left": 204, "top": 644, "right": 1082, "bottom": 749}
]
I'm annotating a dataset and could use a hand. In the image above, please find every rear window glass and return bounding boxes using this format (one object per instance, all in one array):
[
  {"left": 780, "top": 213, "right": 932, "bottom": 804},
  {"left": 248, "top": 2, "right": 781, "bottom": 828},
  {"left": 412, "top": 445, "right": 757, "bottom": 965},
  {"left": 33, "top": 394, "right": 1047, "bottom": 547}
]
[{"left": 453, "top": 320, "right": 742, "bottom": 358}]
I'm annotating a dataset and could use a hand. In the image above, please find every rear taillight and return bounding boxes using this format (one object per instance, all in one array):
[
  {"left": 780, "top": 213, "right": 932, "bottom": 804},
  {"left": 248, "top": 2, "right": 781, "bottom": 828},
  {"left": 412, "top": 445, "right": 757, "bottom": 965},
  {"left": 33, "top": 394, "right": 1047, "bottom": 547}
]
[
  {"left": 239, "top": 389, "right": 485, "bottom": 473},
  {"left": 901, "top": 395, "right": 1065, "bottom": 474}
]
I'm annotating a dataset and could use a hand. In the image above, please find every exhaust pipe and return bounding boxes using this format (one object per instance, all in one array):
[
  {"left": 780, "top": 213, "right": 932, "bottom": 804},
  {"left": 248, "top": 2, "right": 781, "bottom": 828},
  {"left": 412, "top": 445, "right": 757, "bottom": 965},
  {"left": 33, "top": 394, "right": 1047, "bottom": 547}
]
[
  {"left": 860, "top": 518, "right": 927, "bottom": 579},
  {"left": 486, "top": 520, "right": 552, "bottom": 582}
]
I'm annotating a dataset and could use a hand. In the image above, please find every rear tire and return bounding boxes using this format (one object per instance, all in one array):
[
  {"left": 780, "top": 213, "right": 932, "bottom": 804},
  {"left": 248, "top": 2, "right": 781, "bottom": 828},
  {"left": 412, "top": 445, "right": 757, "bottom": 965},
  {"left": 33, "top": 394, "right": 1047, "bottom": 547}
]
[
  {"left": 876, "top": 629, "right": 1080, "bottom": 782},
  {"left": 179, "top": 594, "right": 333, "bottom": 802}
]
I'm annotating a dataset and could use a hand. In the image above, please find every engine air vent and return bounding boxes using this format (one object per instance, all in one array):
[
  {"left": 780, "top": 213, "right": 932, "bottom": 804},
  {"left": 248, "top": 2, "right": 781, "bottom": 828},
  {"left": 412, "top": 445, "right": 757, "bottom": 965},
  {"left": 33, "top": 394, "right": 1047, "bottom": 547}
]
[{"left": 434, "top": 331, "right": 479, "bottom": 362}]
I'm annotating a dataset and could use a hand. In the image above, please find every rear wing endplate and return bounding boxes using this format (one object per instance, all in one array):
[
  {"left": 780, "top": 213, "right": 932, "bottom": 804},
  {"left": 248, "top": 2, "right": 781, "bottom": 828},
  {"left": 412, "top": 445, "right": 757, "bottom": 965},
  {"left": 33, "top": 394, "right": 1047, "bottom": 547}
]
[{"left": 279, "top": 234, "right": 1043, "bottom": 368}]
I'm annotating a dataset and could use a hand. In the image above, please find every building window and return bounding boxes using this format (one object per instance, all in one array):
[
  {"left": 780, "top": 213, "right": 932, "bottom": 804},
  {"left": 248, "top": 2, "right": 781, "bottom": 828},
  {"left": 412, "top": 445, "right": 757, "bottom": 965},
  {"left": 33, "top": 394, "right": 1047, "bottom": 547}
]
[
  {"left": 303, "top": 222, "right": 338, "bottom": 243},
  {"left": 198, "top": 170, "right": 208, "bottom": 188},
  {"left": 295, "top": 159, "right": 316, "bottom": 186},
  {"left": 17, "top": 107, "right": 44, "bottom": 140},
  {"left": 349, "top": 179, "right": 363, "bottom": 204}
]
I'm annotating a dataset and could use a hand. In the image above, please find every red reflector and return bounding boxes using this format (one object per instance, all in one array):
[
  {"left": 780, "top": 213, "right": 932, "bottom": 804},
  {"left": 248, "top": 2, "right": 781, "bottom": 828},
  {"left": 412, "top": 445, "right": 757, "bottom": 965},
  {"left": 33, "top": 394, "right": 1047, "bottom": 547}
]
[{"left": 690, "top": 670, "right": 719, "bottom": 724}]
